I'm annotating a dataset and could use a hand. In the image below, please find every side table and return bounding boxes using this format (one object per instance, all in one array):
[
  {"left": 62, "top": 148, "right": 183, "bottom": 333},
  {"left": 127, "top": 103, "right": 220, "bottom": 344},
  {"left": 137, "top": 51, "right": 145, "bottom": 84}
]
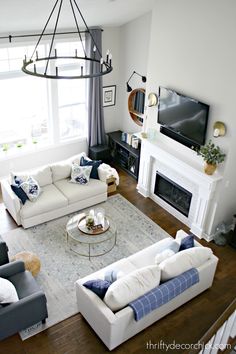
[{"left": 12, "top": 251, "right": 41, "bottom": 277}]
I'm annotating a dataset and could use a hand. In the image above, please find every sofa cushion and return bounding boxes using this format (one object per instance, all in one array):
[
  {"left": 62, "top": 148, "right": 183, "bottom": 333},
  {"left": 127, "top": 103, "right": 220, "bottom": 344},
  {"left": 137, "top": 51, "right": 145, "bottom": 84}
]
[
  {"left": 80, "top": 157, "right": 102, "bottom": 180},
  {"left": 78, "top": 258, "right": 137, "bottom": 286},
  {"left": 179, "top": 234, "right": 194, "bottom": 251},
  {"left": 155, "top": 249, "right": 176, "bottom": 264},
  {"left": 83, "top": 279, "right": 111, "bottom": 299},
  {"left": 104, "top": 265, "right": 161, "bottom": 312},
  {"left": 20, "top": 177, "right": 41, "bottom": 202},
  {"left": 11, "top": 166, "right": 52, "bottom": 187},
  {"left": 70, "top": 165, "right": 92, "bottom": 185},
  {"left": 54, "top": 178, "right": 107, "bottom": 204},
  {"left": 159, "top": 247, "right": 213, "bottom": 281},
  {"left": 0, "top": 277, "right": 19, "bottom": 303},
  {"left": 51, "top": 153, "right": 86, "bottom": 183},
  {"left": 128, "top": 237, "right": 179, "bottom": 269},
  {"left": 20, "top": 184, "right": 68, "bottom": 219},
  {"left": 11, "top": 184, "right": 29, "bottom": 204}
]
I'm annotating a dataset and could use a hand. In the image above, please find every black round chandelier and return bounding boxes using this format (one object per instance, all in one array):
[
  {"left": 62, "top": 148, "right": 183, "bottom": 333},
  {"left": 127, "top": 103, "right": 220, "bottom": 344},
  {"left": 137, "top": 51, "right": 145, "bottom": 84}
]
[{"left": 22, "top": 0, "right": 113, "bottom": 79}]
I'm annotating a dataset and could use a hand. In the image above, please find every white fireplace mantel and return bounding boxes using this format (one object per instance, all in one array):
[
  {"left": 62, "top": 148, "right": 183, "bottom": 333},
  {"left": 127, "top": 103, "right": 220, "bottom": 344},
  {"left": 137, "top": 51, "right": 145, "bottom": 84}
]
[{"left": 137, "top": 138, "right": 223, "bottom": 241}]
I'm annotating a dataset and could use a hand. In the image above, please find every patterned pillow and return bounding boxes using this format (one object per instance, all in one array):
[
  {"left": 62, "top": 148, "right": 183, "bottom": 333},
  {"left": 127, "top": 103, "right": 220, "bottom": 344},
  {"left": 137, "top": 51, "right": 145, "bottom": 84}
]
[
  {"left": 20, "top": 177, "right": 41, "bottom": 202},
  {"left": 70, "top": 164, "right": 92, "bottom": 185}
]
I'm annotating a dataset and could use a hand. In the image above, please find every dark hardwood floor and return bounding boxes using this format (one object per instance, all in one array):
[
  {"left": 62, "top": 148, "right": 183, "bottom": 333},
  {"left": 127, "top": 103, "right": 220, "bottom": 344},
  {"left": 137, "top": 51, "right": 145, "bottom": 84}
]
[{"left": 0, "top": 168, "right": 235, "bottom": 354}]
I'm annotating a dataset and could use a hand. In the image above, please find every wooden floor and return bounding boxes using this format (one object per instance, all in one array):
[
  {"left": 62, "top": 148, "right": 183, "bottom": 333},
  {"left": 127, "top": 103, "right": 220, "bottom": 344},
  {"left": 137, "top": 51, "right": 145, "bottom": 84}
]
[{"left": 0, "top": 168, "right": 236, "bottom": 354}]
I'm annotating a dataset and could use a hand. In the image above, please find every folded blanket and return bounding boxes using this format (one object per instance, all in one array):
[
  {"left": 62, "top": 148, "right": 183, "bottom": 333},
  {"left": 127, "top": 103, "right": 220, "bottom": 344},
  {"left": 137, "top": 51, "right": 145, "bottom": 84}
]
[
  {"left": 129, "top": 268, "right": 199, "bottom": 321},
  {"left": 98, "top": 163, "right": 119, "bottom": 185}
]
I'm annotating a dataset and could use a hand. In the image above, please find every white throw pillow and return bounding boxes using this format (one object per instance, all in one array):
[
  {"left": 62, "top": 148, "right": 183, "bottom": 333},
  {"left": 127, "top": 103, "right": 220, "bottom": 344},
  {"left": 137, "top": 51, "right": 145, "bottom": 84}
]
[
  {"left": 70, "top": 164, "right": 92, "bottom": 185},
  {"left": 0, "top": 277, "right": 19, "bottom": 304},
  {"left": 159, "top": 247, "right": 213, "bottom": 281},
  {"left": 104, "top": 265, "right": 161, "bottom": 311},
  {"left": 155, "top": 249, "right": 175, "bottom": 264},
  {"left": 20, "top": 176, "right": 41, "bottom": 202}
]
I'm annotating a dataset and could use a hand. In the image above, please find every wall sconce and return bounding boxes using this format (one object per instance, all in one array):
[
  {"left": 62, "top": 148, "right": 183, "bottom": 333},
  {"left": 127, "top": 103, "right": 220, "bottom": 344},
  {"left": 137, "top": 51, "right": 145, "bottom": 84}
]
[
  {"left": 213, "top": 121, "right": 226, "bottom": 137},
  {"left": 148, "top": 92, "right": 158, "bottom": 107},
  {"left": 126, "top": 71, "right": 146, "bottom": 92}
]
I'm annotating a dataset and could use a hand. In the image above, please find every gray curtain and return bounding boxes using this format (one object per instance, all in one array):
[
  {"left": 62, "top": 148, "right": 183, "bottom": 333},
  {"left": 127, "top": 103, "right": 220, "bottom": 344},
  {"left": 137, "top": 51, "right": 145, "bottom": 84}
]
[{"left": 85, "top": 28, "right": 106, "bottom": 147}]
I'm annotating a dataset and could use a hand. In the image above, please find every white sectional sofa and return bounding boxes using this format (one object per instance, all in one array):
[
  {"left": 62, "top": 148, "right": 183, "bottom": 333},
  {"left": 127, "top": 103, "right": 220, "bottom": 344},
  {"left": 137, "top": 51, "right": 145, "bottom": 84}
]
[
  {"left": 1, "top": 153, "right": 108, "bottom": 228},
  {"left": 76, "top": 230, "right": 218, "bottom": 350}
]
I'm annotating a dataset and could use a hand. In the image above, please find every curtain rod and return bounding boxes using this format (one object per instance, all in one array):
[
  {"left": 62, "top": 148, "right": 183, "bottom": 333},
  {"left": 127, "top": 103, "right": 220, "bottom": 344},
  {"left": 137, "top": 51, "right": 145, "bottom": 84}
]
[{"left": 0, "top": 29, "right": 103, "bottom": 43}]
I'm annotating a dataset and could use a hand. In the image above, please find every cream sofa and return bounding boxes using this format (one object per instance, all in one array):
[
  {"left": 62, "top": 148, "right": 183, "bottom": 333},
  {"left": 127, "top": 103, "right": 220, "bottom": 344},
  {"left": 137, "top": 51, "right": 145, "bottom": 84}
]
[
  {"left": 76, "top": 230, "right": 218, "bottom": 350},
  {"left": 1, "top": 153, "right": 108, "bottom": 228}
]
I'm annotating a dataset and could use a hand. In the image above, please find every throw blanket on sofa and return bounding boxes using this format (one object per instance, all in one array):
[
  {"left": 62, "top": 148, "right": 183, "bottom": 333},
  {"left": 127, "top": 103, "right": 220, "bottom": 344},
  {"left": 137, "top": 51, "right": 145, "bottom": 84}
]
[{"left": 129, "top": 268, "right": 199, "bottom": 321}]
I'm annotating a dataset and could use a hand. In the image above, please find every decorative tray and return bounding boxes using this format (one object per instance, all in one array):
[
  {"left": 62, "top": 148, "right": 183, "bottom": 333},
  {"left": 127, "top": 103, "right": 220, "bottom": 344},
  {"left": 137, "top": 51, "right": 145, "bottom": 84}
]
[{"left": 78, "top": 215, "right": 110, "bottom": 235}]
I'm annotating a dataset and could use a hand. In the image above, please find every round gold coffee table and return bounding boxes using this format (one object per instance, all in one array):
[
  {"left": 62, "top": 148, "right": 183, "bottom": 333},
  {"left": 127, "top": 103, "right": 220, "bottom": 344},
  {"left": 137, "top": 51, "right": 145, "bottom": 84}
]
[
  {"left": 66, "top": 213, "right": 117, "bottom": 260},
  {"left": 12, "top": 251, "right": 41, "bottom": 276}
]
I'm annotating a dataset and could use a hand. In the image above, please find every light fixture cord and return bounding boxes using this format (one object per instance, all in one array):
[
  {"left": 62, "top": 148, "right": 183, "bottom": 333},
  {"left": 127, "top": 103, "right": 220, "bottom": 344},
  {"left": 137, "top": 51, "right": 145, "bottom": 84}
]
[
  {"left": 30, "top": 0, "right": 60, "bottom": 61},
  {"left": 69, "top": 0, "right": 87, "bottom": 58},
  {"left": 72, "top": 0, "right": 103, "bottom": 59},
  {"left": 45, "top": 0, "right": 63, "bottom": 75}
]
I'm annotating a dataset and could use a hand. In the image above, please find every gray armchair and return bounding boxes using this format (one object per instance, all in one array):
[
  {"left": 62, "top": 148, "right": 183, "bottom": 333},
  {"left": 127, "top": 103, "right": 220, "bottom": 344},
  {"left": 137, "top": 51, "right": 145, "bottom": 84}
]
[
  {"left": 0, "top": 261, "right": 48, "bottom": 340},
  {"left": 0, "top": 235, "right": 9, "bottom": 266}
]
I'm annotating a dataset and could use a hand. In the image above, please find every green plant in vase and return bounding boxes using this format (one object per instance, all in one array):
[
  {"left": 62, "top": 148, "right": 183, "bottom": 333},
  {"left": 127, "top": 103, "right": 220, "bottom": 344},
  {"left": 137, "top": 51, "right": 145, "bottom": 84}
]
[
  {"left": 16, "top": 142, "right": 23, "bottom": 148},
  {"left": 2, "top": 143, "right": 9, "bottom": 153},
  {"left": 195, "top": 140, "right": 226, "bottom": 175}
]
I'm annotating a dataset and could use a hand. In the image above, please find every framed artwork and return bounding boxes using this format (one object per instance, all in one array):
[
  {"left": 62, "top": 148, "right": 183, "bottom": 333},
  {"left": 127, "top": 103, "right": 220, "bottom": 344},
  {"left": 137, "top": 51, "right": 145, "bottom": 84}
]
[{"left": 103, "top": 85, "right": 116, "bottom": 107}]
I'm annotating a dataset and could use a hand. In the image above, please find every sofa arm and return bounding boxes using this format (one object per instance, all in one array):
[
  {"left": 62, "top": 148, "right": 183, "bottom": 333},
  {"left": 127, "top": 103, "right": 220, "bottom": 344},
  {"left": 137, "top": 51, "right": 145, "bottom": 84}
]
[
  {"left": 0, "top": 291, "right": 48, "bottom": 340},
  {"left": 0, "top": 261, "right": 25, "bottom": 278},
  {"left": 1, "top": 179, "right": 21, "bottom": 225}
]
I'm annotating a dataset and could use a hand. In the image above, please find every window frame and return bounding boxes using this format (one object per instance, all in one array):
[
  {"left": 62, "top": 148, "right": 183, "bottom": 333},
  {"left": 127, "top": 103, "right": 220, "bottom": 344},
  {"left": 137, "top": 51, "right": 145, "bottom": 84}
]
[{"left": 0, "top": 35, "right": 87, "bottom": 160}]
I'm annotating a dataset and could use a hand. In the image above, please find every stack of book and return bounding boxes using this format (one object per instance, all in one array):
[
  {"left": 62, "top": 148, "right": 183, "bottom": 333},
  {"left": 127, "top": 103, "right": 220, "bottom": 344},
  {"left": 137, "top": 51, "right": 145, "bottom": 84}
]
[
  {"left": 121, "top": 132, "right": 140, "bottom": 149},
  {"left": 134, "top": 91, "right": 145, "bottom": 114}
]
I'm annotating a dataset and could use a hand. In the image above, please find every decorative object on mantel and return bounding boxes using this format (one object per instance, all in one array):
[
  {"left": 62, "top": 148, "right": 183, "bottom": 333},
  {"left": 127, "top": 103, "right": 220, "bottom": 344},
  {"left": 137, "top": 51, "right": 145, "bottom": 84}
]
[
  {"left": 148, "top": 92, "right": 158, "bottom": 107},
  {"left": 126, "top": 71, "right": 146, "bottom": 92},
  {"left": 213, "top": 121, "right": 226, "bottom": 137},
  {"left": 21, "top": 0, "right": 113, "bottom": 80},
  {"left": 195, "top": 140, "right": 226, "bottom": 175}
]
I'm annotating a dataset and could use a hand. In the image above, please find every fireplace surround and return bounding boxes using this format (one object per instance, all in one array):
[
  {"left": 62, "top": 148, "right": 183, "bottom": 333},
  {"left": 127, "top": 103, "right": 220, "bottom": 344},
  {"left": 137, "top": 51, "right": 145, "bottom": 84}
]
[{"left": 137, "top": 138, "right": 223, "bottom": 241}]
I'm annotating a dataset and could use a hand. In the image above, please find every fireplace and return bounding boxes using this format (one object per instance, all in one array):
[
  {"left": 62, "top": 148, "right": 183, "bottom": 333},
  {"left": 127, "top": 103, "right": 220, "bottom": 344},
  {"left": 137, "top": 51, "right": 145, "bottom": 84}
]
[{"left": 154, "top": 172, "right": 192, "bottom": 217}]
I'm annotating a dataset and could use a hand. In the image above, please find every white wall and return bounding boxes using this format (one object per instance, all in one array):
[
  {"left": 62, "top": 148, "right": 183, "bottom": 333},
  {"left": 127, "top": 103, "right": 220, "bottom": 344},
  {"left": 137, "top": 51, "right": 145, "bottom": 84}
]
[
  {"left": 145, "top": 0, "right": 236, "bottom": 230},
  {"left": 118, "top": 13, "right": 152, "bottom": 133},
  {"left": 102, "top": 27, "right": 121, "bottom": 133},
  {"left": 0, "top": 139, "right": 87, "bottom": 178}
]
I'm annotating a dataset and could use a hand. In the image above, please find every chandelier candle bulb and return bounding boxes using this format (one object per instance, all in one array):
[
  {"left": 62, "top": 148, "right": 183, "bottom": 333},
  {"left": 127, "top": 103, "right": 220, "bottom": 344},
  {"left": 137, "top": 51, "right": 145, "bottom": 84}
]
[
  {"left": 109, "top": 53, "right": 112, "bottom": 66},
  {"left": 56, "top": 66, "right": 58, "bottom": 76},
  {"left": 100, "top": 58, "right": 104, "bottom": 72},
  {"left": 34, "top": 64, "right": 36, "bottom": 73},
  {"left": 106, "top": 50, "right": 110, "bottom": 63},
  {"left": 81, "top": 66, "right": 83, "bottom": 76},
  {"left": 36, "top": 51, "right": 38, "bottom": 60},
  {"left": 75, "top": 49, "right": 78, "bottom": 57},
  {"left": 54, "top": 49, "right": 57, "bottom": 57}
]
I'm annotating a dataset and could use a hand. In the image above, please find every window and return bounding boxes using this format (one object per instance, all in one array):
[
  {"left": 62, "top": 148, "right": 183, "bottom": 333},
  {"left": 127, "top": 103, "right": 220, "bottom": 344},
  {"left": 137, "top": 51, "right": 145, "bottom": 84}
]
[{"left": 0, "top": 39, "right": 86, "bottom": 155}]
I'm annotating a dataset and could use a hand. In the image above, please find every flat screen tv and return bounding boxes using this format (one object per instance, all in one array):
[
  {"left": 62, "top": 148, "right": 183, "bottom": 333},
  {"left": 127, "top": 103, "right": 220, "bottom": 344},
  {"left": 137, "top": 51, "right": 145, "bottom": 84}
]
[{"left": 157, "top": 87, "right": 209, "bottom": 149}]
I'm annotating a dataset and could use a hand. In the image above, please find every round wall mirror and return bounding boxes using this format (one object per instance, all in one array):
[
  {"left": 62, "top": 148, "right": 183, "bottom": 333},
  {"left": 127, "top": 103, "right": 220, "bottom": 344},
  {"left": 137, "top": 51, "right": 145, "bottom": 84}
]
[{"left": 128, "top": 88, "right": 145, "bottom": 126}]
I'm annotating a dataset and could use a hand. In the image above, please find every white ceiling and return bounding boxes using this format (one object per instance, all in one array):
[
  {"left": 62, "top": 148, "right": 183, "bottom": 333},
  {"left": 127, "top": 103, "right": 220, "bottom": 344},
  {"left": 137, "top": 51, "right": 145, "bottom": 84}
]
[{"left": 0, "top": 0, "right": 155, "bottom": 34}]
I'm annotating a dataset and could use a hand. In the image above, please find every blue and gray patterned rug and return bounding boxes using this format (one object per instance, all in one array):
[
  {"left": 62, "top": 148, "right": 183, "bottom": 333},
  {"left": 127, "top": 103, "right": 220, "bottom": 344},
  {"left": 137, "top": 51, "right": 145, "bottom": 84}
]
[{"left": 3, "top": 194, "right": 169, "bottom": 340}]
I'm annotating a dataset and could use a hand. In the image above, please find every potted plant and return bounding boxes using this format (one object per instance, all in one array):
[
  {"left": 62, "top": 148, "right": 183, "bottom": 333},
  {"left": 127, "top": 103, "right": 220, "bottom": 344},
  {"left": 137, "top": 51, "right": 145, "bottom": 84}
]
[{"left": 196, "top": 140, "right": 226, "bottom": 175}]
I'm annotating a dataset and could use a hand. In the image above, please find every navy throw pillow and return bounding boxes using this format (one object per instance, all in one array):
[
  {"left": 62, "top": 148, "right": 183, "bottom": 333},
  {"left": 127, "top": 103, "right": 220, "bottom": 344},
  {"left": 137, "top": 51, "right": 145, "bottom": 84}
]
[
  {"left": 83, "top": 279, "right": 111, "bottom": 299},
  {"left": 11, "top": 184, "right": 28, "bottom": 205},
  {"left": 80, "top": 157, "right": 102, "bottom": 180},
  {"left": 179, "top": 234, "right": 194, "bottom": 251}
]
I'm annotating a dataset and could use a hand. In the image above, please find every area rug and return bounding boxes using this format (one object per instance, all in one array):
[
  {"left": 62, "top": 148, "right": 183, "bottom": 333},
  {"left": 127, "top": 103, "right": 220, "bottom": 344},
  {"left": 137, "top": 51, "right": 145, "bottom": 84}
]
[{"left": 2, "top": 194, "right": 170, "bottom": 340}]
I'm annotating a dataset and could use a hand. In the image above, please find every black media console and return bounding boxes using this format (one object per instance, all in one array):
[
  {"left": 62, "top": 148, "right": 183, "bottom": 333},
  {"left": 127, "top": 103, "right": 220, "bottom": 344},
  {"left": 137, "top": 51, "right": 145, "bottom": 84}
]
[{"left": 107, "top": 131, "right": 140, "bottom": 180}]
